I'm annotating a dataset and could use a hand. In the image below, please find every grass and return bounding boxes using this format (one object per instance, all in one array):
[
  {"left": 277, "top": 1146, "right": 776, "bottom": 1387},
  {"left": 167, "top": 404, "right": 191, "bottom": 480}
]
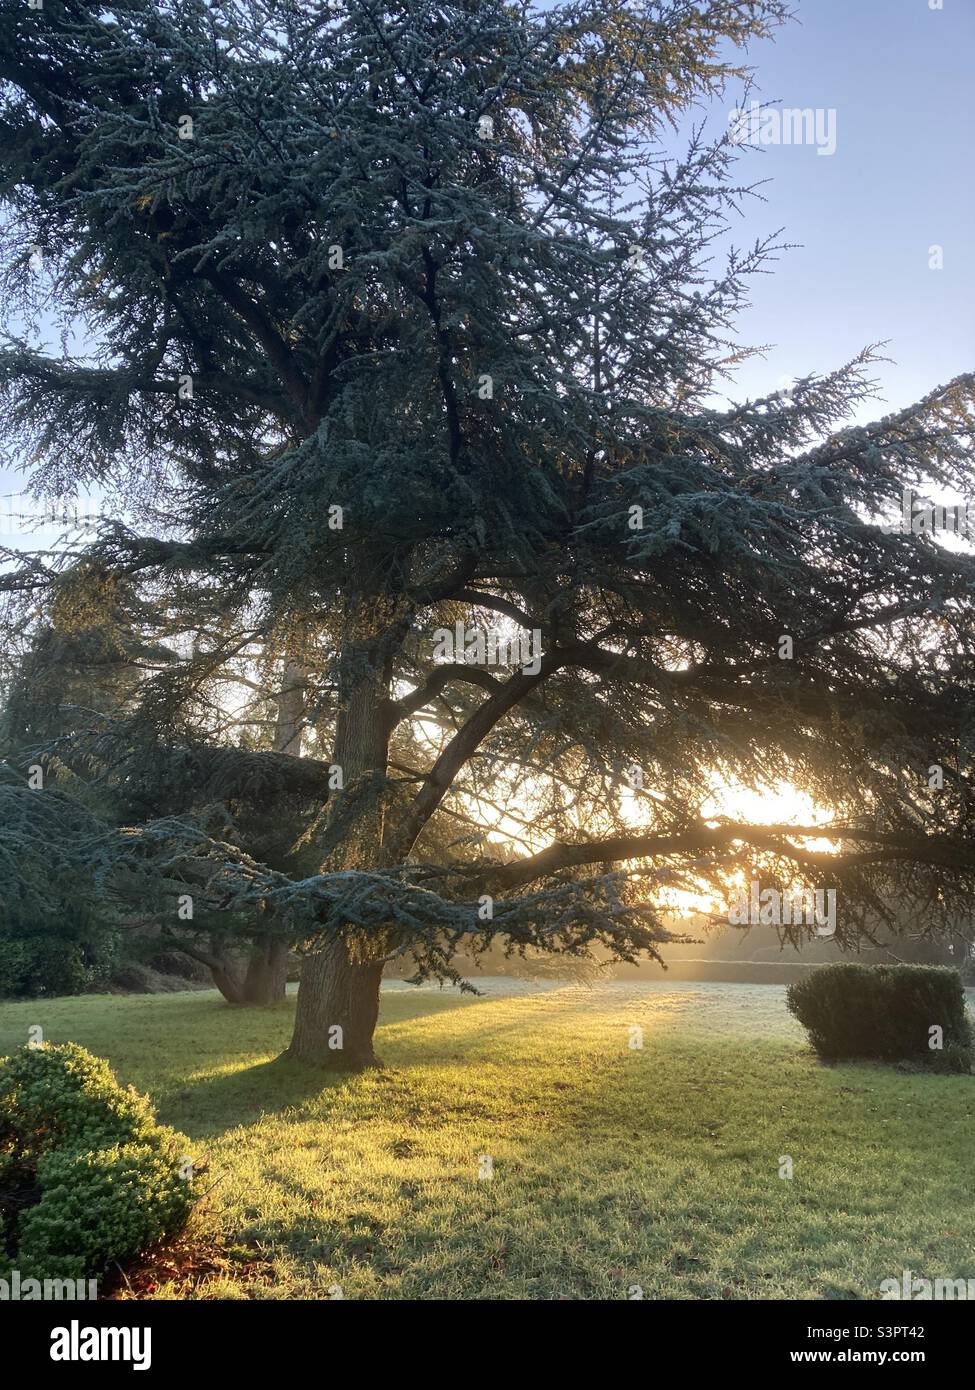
[{"left": 2, "top": 978, "right": 974, "bottom": 1300}]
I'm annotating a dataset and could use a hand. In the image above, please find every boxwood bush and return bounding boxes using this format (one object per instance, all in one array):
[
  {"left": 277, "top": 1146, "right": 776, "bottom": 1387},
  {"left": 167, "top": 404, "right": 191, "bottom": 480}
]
[
  {"left": 0, "top": 1042, "right": 195, "bottom": 1282},
  {"left": 787, "top": 962, "right": 973, "bottom": 1071}
]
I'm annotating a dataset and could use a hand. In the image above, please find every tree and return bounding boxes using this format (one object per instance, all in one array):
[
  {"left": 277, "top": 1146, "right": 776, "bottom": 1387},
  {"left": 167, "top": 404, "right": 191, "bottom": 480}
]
[
  {"left": 0, "top": 562, "right": 320, "bottom": 1002},
  {"left": 1, "top": 0, "right": 974, "bottom": 1069}
]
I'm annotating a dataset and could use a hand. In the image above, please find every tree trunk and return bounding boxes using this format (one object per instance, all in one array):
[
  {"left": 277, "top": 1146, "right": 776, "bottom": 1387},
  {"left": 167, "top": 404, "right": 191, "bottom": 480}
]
[
  {"left": 221, "top": 655, "right": 307, "bottom": 1006},
  {"left": 242, "top": 935, "right": 291, "bottom": 1004},
  {"left": 274, "top": 658, "right": 308, "bottom": 757},
  {"left": 207, "top": 945, "right": 248, "bottom": 1004},
  {"left": 284, "top": 559, "right": 400, "bottom": 1069},
  {"left": 286, "top": 937, "right": 385, "bottom": 1068},
  {"left": 205, "top": 937, "right": 290, "bottom": 1006}
]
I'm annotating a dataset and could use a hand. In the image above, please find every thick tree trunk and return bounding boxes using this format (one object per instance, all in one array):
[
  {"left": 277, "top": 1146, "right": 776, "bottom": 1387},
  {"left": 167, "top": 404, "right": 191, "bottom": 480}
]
[
  {"left": 284, "top": 669, "right": 391, "bottom": 1066},
  {"left": 284, "top": 559, "right": 399, "bottom": 1069},
  {"left": 242, "top": 935, "right": 290, "bottom": 1004},
  {"left": 286, "top": 937, "right": 385, "bottom": 1068},
  {"left": 206, "top": 939, "right": 289, "bottom": 1006},
  {"left": 207, "top": 945, "right": 248, "bottom": 1004}
]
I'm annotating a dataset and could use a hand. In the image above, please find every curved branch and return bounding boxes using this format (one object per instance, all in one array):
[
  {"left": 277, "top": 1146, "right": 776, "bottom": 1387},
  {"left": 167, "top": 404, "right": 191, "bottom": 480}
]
[{"left": 488, "top": 822, "right": 975, "bottom": 890}]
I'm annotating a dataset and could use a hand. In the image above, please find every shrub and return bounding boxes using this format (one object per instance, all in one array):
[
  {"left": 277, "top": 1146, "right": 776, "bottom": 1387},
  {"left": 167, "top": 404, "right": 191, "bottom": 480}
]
[
  {"left": 787, "top": 963, "right": 973, "bottom": 1071},
  {"left": 0, "top": 908, "right": 120, "bottom": 999},
  {"left": 0, "top": 1042, "right": 195, "bottom": 1282}
]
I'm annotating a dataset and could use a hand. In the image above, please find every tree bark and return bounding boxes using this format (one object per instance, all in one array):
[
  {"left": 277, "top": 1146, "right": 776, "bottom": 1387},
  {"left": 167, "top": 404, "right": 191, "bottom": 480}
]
[
  {"left": 284, "top": 560, "right": 399, "bottom": 1069},
  {"left": 242, "top": 936, "right": 291, "bottom": 1004},
  {"left": 206, "top": 943, "right": 248, "bottom": 1004},
  {"left": 274, "top": 658, "right": 308, "bottom": 758},
  {"left": 286, "top": 936, "right": 385, "bottom": 1067},
  {"left": 202, "top": 937, "right": 290, "bottom": 1005}
]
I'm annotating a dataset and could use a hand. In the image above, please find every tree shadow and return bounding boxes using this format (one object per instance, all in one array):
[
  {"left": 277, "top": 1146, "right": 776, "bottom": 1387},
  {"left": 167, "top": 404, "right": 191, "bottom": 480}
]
[
  {"left": 156, "top": 1054, "right": 357, "bottom": 1138},
  {"left": 156, "top": 986, "right": 492, "bottom": 1137}
]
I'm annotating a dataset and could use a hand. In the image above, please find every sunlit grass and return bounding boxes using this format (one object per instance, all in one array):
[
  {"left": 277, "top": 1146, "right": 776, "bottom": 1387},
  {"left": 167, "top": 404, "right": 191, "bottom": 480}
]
[{"left": 2, "top": 980, "right": 973, "bottom": 1300}]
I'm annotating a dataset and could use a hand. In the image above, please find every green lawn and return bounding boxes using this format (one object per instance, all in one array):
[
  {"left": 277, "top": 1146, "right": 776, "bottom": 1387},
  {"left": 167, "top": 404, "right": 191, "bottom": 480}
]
[{"left": 2, "top": 978, "right": 974, "bottom": 1300}]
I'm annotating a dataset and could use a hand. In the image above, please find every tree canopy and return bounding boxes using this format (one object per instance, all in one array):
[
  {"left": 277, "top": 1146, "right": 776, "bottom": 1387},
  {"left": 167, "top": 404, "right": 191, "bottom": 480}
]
[{"left": 1, "top": 0, "right": 973, "bottom": 1065}]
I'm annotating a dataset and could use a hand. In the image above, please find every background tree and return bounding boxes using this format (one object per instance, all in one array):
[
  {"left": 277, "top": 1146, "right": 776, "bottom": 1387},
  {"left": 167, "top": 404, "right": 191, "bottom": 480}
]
[
  {"left": 0, "top": 563, "right": 142, "bottom": 994},
  {"left": 1, "top": 0, "right": 974, "bottom": 1068},
  {"left": 0, "top": 559, "right": 333, "bottom": 1001}
]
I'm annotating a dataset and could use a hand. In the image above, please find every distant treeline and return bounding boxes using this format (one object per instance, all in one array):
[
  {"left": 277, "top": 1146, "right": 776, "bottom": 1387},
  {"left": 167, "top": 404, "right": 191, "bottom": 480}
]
[{"left": 382, "top": 919, "right": 974, "bottom": 989}]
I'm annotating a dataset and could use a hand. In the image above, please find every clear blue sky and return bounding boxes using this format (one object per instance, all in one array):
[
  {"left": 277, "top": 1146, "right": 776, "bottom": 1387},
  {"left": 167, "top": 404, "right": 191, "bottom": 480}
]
[
  {"left": 700, "top": 0, "right": 974, "bottom": 416},
  {"left": 2, "top": 0, "right": 972, "bottom": 543}
]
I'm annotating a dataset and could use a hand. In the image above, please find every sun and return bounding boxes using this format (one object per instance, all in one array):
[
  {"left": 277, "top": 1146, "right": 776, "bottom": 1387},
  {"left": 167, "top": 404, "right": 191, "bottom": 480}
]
[{"left": 655, "top": 779, "right": 841, "bottom": 919}]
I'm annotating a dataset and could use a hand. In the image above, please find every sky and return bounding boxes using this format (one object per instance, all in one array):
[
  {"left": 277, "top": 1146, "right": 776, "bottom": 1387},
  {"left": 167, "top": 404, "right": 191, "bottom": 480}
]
[
  {"left": 702, "top": 0, "right": 974, "bottom": 414},
  {"left": 2, "top": 0, "right": 972, "bottom": 543}
]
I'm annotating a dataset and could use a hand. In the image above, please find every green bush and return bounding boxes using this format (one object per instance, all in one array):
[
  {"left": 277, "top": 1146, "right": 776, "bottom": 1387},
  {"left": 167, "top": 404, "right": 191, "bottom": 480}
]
[
  {"left": 787, "top": 963, "right": 973, "bottom": 1071},
  {"left": 0, "top": 908, "right": 120, "bottom": 999},
  {"left": 0, "top": 1042, "right": 195, "bottom": 1282}
]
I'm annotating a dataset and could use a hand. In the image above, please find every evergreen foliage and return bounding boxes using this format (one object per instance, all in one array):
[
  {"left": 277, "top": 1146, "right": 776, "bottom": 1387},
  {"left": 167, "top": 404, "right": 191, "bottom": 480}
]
[
  {"left": 0, "top": 0, "right": 973, "bottom": 1058},
  {"left": 787, "top": 963, "right": 973, "bottom": 1071},
  {"left": 0, "top": 1042, "right": 195, "bottom": 1280}
]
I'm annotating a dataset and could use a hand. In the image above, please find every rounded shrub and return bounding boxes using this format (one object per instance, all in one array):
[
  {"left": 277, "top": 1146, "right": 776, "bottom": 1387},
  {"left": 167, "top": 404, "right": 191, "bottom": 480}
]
[
  {"left": 787, "top": 962, "right": 974, "bottom": 1071},
  {"left": 0, "top": 1042, "right": 195, "bottom": 1282}
]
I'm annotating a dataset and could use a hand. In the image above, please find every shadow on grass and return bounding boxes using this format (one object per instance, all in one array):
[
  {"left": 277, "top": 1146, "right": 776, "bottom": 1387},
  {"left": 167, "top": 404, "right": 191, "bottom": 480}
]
[
  {"left": 158, "top": 1052, "right": 382, "bottom": 1137},
  {"left": 26, "top": 982, "right": 969, "bottom": 1298},
  {"left": 154, "top": 988, "right": 493, "bottom": 1136},
  {"left": 166, "top": 983, "right": 638, "bottom": 1140},
  {"left": 223, "top": 1033, "right": 975, "bottom": 1301}
]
